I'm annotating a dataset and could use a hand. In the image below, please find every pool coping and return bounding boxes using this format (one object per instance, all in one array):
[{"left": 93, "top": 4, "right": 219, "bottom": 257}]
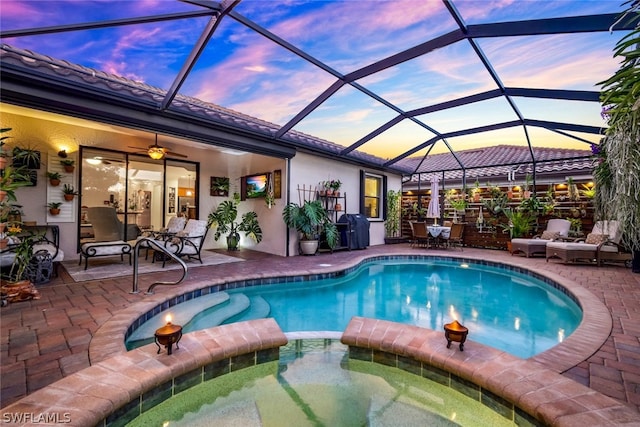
[{"left": 90, "top": 252, "right": 611, "bottom": 376}]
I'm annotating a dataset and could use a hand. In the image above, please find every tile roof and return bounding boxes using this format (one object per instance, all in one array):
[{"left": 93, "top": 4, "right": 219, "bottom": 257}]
[
  {"left": 1, "top": 44, "right": 401, "bottom": 172},
  {"left": 397, "top": 145, "right": 594, "bottom": 182}
]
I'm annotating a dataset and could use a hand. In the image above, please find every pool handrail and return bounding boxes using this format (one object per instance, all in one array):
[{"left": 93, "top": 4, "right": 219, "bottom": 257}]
[{"left": 132, "top": 237, "right": 188, "bottom": 294}]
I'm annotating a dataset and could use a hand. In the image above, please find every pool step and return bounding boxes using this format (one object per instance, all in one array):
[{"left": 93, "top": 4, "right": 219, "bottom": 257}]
[
  {"left": 222, "top": 295, "right": 270, "bottom": 325},
  {"left": 127, "top": 292, "right": 231, "bottom": 342},
  {"left": 183, "top": 293, "right": 252, "bottom": 332}
]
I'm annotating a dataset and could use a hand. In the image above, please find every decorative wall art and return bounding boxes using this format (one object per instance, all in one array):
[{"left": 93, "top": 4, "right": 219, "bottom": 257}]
[
  {"left": 210, "top": 176, "right": 230, "bottom": 197},
  {"left": 168, "top": 187, "right": 176, "bottom": 213},
  {"left": 273, "top": 169, "right": 282, "bottom": 198}
]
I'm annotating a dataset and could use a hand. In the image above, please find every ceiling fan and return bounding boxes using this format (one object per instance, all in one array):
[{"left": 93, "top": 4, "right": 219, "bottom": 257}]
[{"left": 128, "top": 134, "right": 188, "bottom": 160}]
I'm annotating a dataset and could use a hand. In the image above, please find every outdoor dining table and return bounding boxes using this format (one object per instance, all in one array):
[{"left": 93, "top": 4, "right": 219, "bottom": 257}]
[
  {"left": 427, "top": 225, "right": 451, "bottom": 248},
  {"left": 427, "top": 226, "right": 451, "bottom": 239}
]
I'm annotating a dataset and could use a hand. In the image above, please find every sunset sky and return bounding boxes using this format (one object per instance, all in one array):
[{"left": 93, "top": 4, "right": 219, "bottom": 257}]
[{"left": 0, "top": 0, "right": 627, "bottom": 160}]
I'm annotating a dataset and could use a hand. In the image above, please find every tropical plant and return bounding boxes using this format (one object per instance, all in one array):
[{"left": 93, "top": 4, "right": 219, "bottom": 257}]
[
  {"left": 0, "top": 165, "right": 31, "bottom": 202},
  {"left": 483, "top": 185, "right": 508, "bottom": 214},
  {"left": 60, "top": 159, "right": 75, "bottom": 167},
  {"left": 580, "top": 184, "right": 596, "bottom": 199},
  {"left": 282, "top": 199, "right": 338, "bottom": 247},
  {"left": 47, "top": 202, "right": 63, "bottom": 209},
  {"left": 385, "top": 189, "right": 402, "bottom": 238},
  {"left": 501, "top": 209, "right": 535, "bottom": 239},
  {"left": 207, "top": 192, "right": 262, "bottom": 250},
  {"left": 12, "top": 145, "right": 41, "bottom": 169},
  {"left": 594, "top": 1, "right": 640, "bottom": 272},
  {"left": 8, "top": 229, "right": 46, "bottom": 282}
]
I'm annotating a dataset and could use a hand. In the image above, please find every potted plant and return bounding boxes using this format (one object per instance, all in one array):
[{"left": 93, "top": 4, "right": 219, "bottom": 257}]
[
  {"left": 62, "top": 184, "right": 78, "bottom": 201},
  {"left": 384, "top": 189, "right": 403, "bottom": 244},
  {"left": 283, "top": 199, "right": 338, "bottom": 255},
  {"left": 47, "top": 202, "right": 63, "bottom": 215},
  {"left": 501, "top": 208, "right": 535, "bottom": 251},
  {"left": 46, "top": 171, "right": 63, "bottom": 186},
  {"left": 207, "top": 193, "right": 262, "bottom": 251},
  {"left": 329, "top": 179, "right": 342, "bottom": 196},
  {"left": 60, "top": 159, "right": 75, "bottom": 173},
  {"left": 472, "top": 179, "right": 482, "bottom": 202}
]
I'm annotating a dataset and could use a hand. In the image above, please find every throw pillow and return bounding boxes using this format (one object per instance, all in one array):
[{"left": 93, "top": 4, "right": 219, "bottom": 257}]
[
  {"left": 585, "top": 233, "right": 609, "bottom": 245},
  {"left": 540, "top": 231, "right": 560, "bottom": 240}
]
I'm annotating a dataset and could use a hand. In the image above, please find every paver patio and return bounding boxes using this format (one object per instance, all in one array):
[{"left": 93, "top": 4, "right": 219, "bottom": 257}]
[{"left": 1, "top": 245, "right": 639, "bottom": 417}]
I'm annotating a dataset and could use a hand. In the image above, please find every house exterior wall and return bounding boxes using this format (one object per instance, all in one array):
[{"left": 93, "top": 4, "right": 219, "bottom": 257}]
[{"left": 288, "top": 151, "right": 402, "bottom": 256}]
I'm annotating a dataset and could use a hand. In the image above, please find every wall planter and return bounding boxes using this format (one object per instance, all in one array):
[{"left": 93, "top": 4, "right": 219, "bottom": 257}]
[
  {"left": 46, "top": 172, "right": 62, "bottom": 187},
  {"left": 12, "top": 147, "right": 41, "bottom": 169},
  {"left": 60, "top": 159, "right": 75, "bottom": 173}
]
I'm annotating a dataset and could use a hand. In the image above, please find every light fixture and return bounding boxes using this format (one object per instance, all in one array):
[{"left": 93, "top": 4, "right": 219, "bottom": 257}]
[
  {"left": 443, "top": 320, "right": 468, "bottom": 351},
  {"left": 186, "top": 175, "right": 193, "bottom": 196},
  {"left": 154, "top": 314, "right": 182, "bottom": 355},
  {"left": 58, "top": 149, "right": 68, "bottom": 158},
  {"left": 148, "top": 146, "right": 165, "bottom": 160}
]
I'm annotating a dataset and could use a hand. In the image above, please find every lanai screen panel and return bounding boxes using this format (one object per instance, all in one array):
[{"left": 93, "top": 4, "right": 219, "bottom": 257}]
[
  {"left": 356, "top": 119, "right": 437, "bottom": 161},
  {"left": 179, "top": 17, "right": 337, "bottom": 126},
  {"left": 455, "top": 0, "right": 624, "bottom": 24},
  {"left": 291, "top": 84, "right": 400, "bottom": 148},
  {"left": 355, "top": 41, "right": 498, "bottom": 111},
  {"left": 234, "top": 0, "right": 457, "bottom": 74}
]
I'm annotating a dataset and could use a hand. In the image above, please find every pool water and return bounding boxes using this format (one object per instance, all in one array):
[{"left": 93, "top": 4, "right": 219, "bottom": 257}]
[
  {"left": 127, "top": 259, "right": 582, "bottom": 358},
  {"left": 127, "top": 340, "right": 517, "bottom": 427}
]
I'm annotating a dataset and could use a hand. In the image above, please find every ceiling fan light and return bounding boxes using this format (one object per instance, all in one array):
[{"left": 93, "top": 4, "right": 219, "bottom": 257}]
[{"left": 148, "top": 147, "right": 165, "bottom": 160}]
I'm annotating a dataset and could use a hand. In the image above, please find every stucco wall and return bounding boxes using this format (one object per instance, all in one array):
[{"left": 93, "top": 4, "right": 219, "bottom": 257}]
[{"left": 287, "top": 151, "right": 402, "bottom": 256}]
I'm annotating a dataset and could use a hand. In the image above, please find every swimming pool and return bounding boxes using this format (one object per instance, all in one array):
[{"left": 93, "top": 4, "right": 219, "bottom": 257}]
[
  {"left": 126, "top": 258, "right": 582, "bottom": 358},
  {"left": 127, "top": 339, "right": 520, "bottom": 426}
]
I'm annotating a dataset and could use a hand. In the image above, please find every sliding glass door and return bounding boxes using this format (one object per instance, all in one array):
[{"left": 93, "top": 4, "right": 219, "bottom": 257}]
[{"left": 80, "top": 148, "right": 198, "bottom": 247}]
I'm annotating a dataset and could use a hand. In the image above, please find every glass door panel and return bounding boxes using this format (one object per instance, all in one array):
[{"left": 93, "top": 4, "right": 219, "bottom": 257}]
[
  {"left": 166, "top": 160, "right": 198, "bottom": 224},
  {"left": 127, "top": 155, "right": 165, "bottom": 232}
]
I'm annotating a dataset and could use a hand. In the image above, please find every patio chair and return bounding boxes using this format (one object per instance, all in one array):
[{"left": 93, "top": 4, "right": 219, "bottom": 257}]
[
  {"left": 445, "top": 223, "right": 464, "bottom": 250},
  {"left": 137, "top": 216, "right": 187, "bottom": 260},
  {"left": 157, "top": 219, "right": 210, "bottom": 267},
  {"left": 546, "top": 220, "right": 631, "bottom": 266},
  {"left": 511, "top": 219, "right": 571, "bottom": 258},
  {"left": 409, "top": 221, "right": 430, "bottom": 248}
]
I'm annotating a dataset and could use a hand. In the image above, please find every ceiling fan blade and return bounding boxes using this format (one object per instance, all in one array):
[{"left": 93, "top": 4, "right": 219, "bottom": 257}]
[{"left": 165, "top": 151, "right": 188, "bottom": 158}]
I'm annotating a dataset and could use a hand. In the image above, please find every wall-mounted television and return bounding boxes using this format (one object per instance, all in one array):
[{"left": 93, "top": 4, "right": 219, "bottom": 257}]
[{"left": 241, "top": 172, "right": 270, "bottom": 199}]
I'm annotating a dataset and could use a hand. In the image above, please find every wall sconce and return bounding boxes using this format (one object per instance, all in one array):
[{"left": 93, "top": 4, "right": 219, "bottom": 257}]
[
  {"left": 58, "top": 149, "right": 68, "bottom": 158},
  {"left": 154, "top": 314, "right": 182, "bottom": 355},
  {"left": 444, "top": 320, "right": 468, "bottom": 351},
  {"left": 512, "top": 185, "right": 521, "bottom": 192},
  {"left": 586, "top": 181, "right": 595, "bottom": 188}
]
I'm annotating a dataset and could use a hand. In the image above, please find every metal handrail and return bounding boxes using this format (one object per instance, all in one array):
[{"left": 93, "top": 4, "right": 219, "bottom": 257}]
[{"left": 131, "top": 237, "right": 188, "bottom": 295}]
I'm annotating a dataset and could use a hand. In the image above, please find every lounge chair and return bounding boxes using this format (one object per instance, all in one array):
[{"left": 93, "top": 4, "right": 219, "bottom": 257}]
[
  {"left": 546, "top": 220, "right": 632, "bottom": 266},
  {"left": 79, "top": 207, "right": 140, "bottom": 270},
  {"left": 511, "top": 219, "right": 571, "bottom": 258}
]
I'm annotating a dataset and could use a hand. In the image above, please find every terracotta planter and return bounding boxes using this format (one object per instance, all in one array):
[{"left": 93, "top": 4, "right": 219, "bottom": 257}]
[
  {"left": 63, "top": 165, "right": 75, "bottom": 173},
  {"left": 0, "top": 156, "right": 7, "bottom": 169},
  {"left": 49, "top": 179, "right": 60, "bottom": 187},
  {"left": 0, "top": 238, "right": 8, "bottom": 250},
  {"left": 49, "top": 208, "right": 60, "bottom": 215},
  {"left": 64, "top": 194, "right": 75, "bottom": 201},
  {"left": 0, "top": 190, "right": 7, "bottom": 201}
]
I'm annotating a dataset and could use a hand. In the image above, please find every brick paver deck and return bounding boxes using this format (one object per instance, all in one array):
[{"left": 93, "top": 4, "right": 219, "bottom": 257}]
[{"left": 1, "top": 245, "right": 639, "bottom": 416}]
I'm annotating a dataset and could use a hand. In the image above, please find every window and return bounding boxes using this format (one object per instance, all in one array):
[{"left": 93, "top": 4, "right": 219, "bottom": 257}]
[{"left": 361, "top": 171, "right": 386, "bottom": 220}]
